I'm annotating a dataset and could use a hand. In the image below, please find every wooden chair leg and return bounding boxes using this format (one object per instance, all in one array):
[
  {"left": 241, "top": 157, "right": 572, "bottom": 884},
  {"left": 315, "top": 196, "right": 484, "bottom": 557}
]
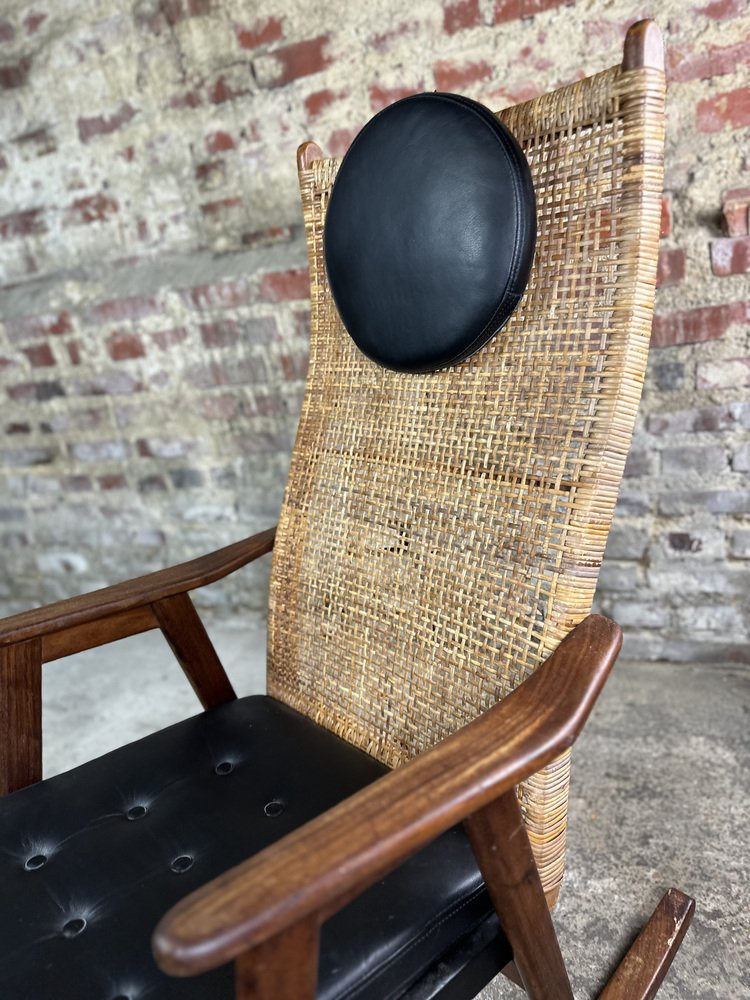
[
  {"left": 464, "top": 790, "right": 574, "bottom": 1000},
  {"left": 235, "top": 918, "right": 319, "bottom": 1000},
  {"left": 152, "top": 593, "right": 236, "bottom": 709},
  {"left": 598, "top": 888, "right": 694, "bottom": 1000},
  {"left": 0, "top": 638, "right": 42, "bottom": 795}
]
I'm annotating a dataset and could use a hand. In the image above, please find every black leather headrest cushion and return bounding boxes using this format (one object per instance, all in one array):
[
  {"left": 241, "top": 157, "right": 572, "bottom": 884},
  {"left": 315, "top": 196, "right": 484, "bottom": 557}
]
[{"left": 323, "top": 92, "right": 536, "bottom": 373}]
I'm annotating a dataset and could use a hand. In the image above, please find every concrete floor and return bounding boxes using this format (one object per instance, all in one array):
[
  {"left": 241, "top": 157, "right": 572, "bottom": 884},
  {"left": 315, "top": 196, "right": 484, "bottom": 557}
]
[{"left": 43, "top": 621, "right": 749, "bottom": 999}]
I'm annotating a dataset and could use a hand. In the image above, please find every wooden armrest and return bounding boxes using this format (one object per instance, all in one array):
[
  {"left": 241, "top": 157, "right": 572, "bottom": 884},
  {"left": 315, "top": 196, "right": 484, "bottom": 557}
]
[
  {"left": 0, "top": 526, "right": 275, "bottom": 652},
  {"left": 153, "top": 613, "right": 621, "bottom": 977},
  {"left": 0, "top": 526, "right": 275, "bottom": 796}
]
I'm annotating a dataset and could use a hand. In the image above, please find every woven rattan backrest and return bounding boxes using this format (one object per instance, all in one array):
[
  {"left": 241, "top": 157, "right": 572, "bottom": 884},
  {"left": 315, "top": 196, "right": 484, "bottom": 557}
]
[{"left": 268, "top": 60, "right": 665, "bottom": 897}]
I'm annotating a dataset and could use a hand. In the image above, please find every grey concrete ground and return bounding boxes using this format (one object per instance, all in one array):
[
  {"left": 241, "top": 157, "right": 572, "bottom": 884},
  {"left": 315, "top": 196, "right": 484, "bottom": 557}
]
[{"left": 44, "top": 621, "right": 748, "bottom": 999}]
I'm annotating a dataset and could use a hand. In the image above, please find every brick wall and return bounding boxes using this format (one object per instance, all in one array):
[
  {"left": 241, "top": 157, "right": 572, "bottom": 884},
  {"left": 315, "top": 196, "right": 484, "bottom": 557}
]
[{"left": 0, "top": 0, "right": 748, "bottom": 662}]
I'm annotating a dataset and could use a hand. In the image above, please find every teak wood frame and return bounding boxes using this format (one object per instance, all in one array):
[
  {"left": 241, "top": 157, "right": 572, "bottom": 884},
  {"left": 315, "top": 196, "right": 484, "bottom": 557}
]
[{"left": 0, "top": 18, "right": 694, "bottom": 1000}]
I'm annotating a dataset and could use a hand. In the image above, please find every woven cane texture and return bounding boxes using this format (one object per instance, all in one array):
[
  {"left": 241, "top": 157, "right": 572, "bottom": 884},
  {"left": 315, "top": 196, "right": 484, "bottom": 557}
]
[{"left": 268, "top": 63, "right": 665, "bottom": 896}]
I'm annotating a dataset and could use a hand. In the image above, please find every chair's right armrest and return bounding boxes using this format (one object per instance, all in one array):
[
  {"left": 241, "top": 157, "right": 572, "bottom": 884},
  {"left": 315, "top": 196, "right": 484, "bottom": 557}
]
[{"left": 153, "top": 614, "right": 622, "bottom": 982}]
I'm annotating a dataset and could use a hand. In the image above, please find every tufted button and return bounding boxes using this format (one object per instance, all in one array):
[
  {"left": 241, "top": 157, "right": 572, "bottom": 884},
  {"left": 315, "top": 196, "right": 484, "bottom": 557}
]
[
  {"left": 170, "top": 855, "right": 194, "bottom": 874},
  {"left": 264, "top": 799, "right": 284, "bottom": 817},
  {"left": 126, "top": 804, "right": 147, "bottom": 821},
  {"left": 24, "top": 854, "right": 47, "bottom": 871},
  {"left": 62, "top": 917, "right": 86, "bottom": 938},
  {"left": 214, "top": 760, "right": 234, "bottom": 775}
]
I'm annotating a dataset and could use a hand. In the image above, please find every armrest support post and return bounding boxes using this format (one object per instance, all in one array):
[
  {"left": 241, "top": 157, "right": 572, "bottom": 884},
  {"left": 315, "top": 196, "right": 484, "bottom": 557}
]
[
  {"left": 0, "top": 638, "right": 42, "bottom": 794},
  {"left": 465, "top": 791, "right": 573, "bottom": 1000},
  {"left": 152, "top": 593, "right": 236, "bottom": 709},
  {"left": 235, "top": 917, "right": 319, "bottom": 1000}
]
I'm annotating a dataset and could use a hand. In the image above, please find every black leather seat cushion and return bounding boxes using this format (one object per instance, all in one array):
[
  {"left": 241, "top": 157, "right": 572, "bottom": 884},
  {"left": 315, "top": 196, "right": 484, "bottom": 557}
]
[
  {"left": 323, "top": 92, "right": 536, "bottom": 373},
  {"left": 0, "top": 696, "right": 509, "bottom": 999}
]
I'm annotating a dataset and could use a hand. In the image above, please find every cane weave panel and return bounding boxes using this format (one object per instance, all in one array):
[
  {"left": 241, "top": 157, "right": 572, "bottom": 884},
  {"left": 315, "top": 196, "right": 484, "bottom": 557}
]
[{"left": 268, "top": 64, "right": 665, "bottom": 895}]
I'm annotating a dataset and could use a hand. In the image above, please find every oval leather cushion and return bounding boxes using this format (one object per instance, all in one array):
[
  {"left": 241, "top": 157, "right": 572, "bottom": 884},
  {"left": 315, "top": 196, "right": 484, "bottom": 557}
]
[{"left": 323, "top": 92, "right": 536, "bottom": 373}]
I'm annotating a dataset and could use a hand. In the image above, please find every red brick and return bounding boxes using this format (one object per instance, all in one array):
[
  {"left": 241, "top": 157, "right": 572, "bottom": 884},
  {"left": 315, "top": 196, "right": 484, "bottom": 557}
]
[
  {"left": 22, "top": 344, "right": 55, "bottom": 367},
  {"left": 0, "top": 18, "right": 15, "bottom": 42},
  {"left": 721, "top": 188, "right": 750, "bottom": 236},
  {"left": 304, "top": 88, "right": 342, "bottom": 120},
  {"left": 494, "top": 0, "right": 571, "bottom": 24},
  {"left": 13, "top": 127, "right": 56, "bottom": 158},
  {"left": 169, "top": 89, "right": 202, "bottom": 110},
  {"left": 280, "top": 353, "right": 308, "bottom": 380},
  {"left": 99, "top": 474, "right": 126, "bottom": 490},
  {"left": 434, "top": 58, "right": 492, "bottom": 91},
  {"left": 667, "top": 35, "right": 750, "bottom": 82},
  {"left": 252, "top": 392, "right": 286, "bottom": 417},
  {"left": 205, "top": 129, "right": 235, "bottom": 153},
  {"left": 656, "top": 247, "right": 686, "bottom": 288},
  {"left": 241, "top": 225, "right": 294, "bottom": 248},
  {"left": 151, "top": 327, "right": 187, "bottom": 350},
  {"left": 208, "top": 75, "right": 249, "bottom": 105},
  {"left": 78, "top": 102, "right": 137, "bottom": 142},
  {"left": 0, "top": 56, "right": 32, "bottom": 90},
  {"left": 651, "top": 302, "right": 746, "bottom": 348},
  {"left": 87, "top": 295, "right": 158, "bottom": 325},
  {"left": 294, "top": 310, "right": 310, "bottom": 339},
  {"left": 200, "top": 320, "right": 240, "bottom": 348},
  {"left": 255, "top": 35, "right": 332, "bottom": 89},
  {"left": 697, "top": 86, "right": 750, "bottom": 133},
  {"left": 0, "top": 207, "right": 46, "bottom": 240},
  {"left": 443, "top": 0, "right": 482, "bottom": 34},
  {"left": 235, "top": 16, "right": 283, "bottom": 49},
  {"left": 710, "top": 235, "right": 750, "bottom": 275},
  {"left": 7, "top": 380, "right": 64, "bottom": 402},
  {"left": 195, "top": 159, "right": 225, "bottom": 189},
  {"left": 200, "top": 195, "right": 243, "bottom": 217},
  {"left": 108, "top": 331, "right": 145, "bottom": 361},
  {"left": 660, "top": 195, "right": 672, "bottom": 237},
  {"left": 188, "top": 358, "right": 266, "bottom": 387},
  {"left": 259, "top": 268, "right": 309, "bottom": 302},
  {"left": 5, "top": 310, "right": 72, "bottom": 341},
  {"left": 65, "top": 193, "right": 119, "bottom": 226},
  {"left": 66, "top": 340, "right": 82, "bottom": 365},
  {"left": 694, "top": 0, "right": 746, "bottom": 18},
  {"left": 369, "top": 83, "right": 422, "bottom": 113},
  {"left": 181, "top": 279, "right": 250, "bottom": 311},
  {"left": 23, "top": 11, "right": 47, "bottom": 35}
]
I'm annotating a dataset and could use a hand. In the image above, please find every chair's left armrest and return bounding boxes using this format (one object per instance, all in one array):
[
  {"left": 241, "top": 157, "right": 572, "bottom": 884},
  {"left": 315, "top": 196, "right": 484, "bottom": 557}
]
[
  {"left": 0, "top": 526, "right": 275, "bottom": 658},
  {"left": 153, "top": 614, "right": 621, "bottom": 982},
  {"left": 0, "top": 526, "right": 275, "bottom": 795}
]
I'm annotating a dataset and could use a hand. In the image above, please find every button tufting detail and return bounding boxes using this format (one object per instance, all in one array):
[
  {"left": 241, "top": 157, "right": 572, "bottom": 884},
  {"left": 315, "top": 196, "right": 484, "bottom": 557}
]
[
  {"left": 214, "top": 760, "right": 234, "bottom": 775},
  {"left": 170, "top": 855, "right": 194, "bottom": 874},
  {"left": 126, "top": 804, "right": 147, "bottom": 820},
  {"left": 264, "top": 799, "right": 284, "bottom": 817},
  {"left": 62, "top": 918, "right": 86, "bottom": 938},
  {"left": 24, "top": 854, "right": 47, "bottom": 871}
]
